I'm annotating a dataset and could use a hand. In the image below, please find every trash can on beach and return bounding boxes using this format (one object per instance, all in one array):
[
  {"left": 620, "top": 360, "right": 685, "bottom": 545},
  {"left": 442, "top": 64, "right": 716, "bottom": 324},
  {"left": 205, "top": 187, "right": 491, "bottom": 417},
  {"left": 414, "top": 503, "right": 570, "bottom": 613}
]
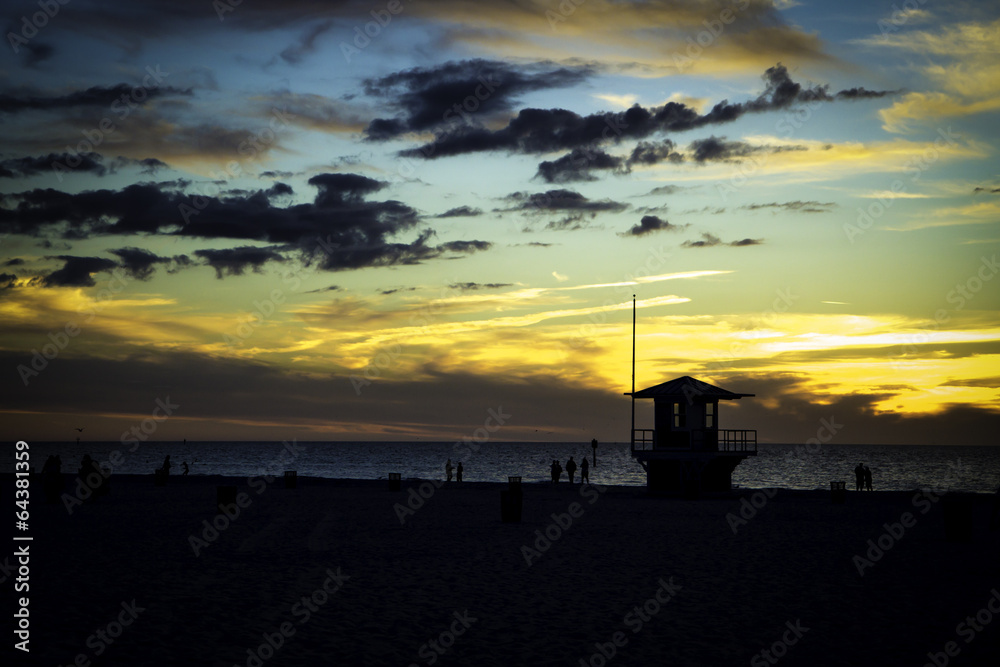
[
  {"left": 388, "top": 472, "right": 401, "bottom": 491},
  {"left": 831, "top": 481, "right": 846, "bottom": 504}
]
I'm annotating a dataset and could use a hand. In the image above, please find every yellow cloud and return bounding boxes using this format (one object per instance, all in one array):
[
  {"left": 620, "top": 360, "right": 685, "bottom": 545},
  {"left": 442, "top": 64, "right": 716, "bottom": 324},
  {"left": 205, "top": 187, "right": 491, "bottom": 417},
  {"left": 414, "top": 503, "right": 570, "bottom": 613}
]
[
  {"left": 880, "top": 92, "right": 1000, "bottom": 133},
  {"left": 864, "top": 18, "right": 1000, "bottom": 132}
]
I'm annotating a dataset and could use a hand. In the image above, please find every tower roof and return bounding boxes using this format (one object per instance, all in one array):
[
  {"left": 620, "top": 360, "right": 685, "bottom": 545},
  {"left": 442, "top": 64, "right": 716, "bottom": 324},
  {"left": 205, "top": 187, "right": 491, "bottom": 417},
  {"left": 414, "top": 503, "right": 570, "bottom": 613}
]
[{"left": 629, "top": 376, "right": 754, "bottom": 400}]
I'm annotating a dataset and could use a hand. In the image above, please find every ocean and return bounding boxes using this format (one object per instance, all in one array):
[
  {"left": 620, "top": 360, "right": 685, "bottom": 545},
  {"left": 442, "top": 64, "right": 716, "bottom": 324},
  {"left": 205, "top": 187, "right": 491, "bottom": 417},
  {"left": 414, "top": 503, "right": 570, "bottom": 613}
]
[{"left": 9, "top": 441, "right": 1000, "bottom": 493}]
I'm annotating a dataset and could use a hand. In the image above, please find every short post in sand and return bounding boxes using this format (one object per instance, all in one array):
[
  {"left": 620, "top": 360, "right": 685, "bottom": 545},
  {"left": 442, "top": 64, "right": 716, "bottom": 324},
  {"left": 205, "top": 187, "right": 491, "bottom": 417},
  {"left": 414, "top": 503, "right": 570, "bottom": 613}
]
[
  {"left": 388, "top": 472, "right": 401, "bottom": 491},
  {"left": 501, "top": 476, "right": 522, "bottom": 523},
  {"left": 284, "top": 470, "right": 297, "bottom": 489},
  {"left": 830, "top": 480, "right": 846, "bottom": 504}
]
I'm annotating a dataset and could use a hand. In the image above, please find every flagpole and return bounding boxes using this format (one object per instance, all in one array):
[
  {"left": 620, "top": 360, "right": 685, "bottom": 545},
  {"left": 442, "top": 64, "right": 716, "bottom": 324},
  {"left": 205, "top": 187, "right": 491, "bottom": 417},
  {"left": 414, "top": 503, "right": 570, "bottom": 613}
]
[{"left": 631, "top": 294, "right": 636, "bottom": 450}]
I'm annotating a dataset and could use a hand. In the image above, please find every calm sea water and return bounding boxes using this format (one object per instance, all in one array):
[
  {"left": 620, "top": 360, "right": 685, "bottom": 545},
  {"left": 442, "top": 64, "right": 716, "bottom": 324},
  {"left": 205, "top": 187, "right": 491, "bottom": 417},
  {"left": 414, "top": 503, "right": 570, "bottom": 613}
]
[{"left": 8, "top": 441, "right": 1000, "bottom": 493}]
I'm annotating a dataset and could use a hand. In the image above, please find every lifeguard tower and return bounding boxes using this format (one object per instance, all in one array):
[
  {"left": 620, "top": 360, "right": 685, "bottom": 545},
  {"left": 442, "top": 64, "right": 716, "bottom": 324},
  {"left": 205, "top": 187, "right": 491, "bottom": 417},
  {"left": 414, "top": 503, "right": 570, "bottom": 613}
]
[{"left": 627, "top": 376, "right": 757, "bottom": 495}]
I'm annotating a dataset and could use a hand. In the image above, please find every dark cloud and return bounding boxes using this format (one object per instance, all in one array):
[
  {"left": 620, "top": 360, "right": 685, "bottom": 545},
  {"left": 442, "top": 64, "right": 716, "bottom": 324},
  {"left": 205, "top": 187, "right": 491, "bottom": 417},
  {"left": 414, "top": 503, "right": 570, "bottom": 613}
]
[
  {"left": 108, "top": 247, "right": 183, "bottom": 281},
  {"left": 0, "top": 153, "right": 167, "bottom": 179},
  {"left": 278, "top": 20, "right": 334, "bottom": 65},
  {"left": 501, "top": 189, "right": 628, "bottom": 230},
  {"left": 402, "top": 65, "right": 896, "bottom": 159},
  {"left": 622, "top": 215, "right": 680, "bottom": 237},
  {"left": 536, "top": 147, "right": 625, "bottom": 183},
  {"left": 363, "top": 59, "right": 592, "bottom": 140},
  {"left": 682, "top": 233, "right": 763, "bottom": 248},
  {"left": 435, "top": 206, "right": 483, "bottom": 218},
  {"left": 689, "top": 136, "right": 762, "bottom": 163},
  {"left": 4, "top": 258, "right": 25, "bottom": 266},
  {"left": 448, "top": 282, "right": 514, "bottom": 291},
  {"left": 1, "top": 173, "right": 490, "bottom": 272},
  {"left": 20, "top": 41, "right": 55, "bottom": 67},
  {"left": 973, "top": 186, "right": 1000, "bottom": 194},
  {"left": 0, "top": 273, "right": 17, "bottom": 290},
  {"left": 260, "top": 170, "right": 295, "bottom": 179},
  {"left": 0, "top": 83, "right": 189, "bottom": 114},
  {"left": 627, "top": 140, "right": 684, "bottom": 167},
  {"left": 42, "top": 255, "right": 119, "bottom": 287},
  {"left": 504, "top": 189, "right": 628, "bottom": 214},
  {"left": 640, "top": 185, "right": 682, "bottom": 197},
  {"left": 439, "top": 240, "right": 492, "bottom": 253},
  {"left": 740, "top": 201, "right": 837, "bottom": 213},
  {"left": 194, "top": 246, "right": 286, "bottom": 279},
  {"left": 265, "top": 182, "right": 294, "bottom": 198},
  {"left": 536, "top": 139, "right": 685, "bottom": 183},
  {"left": 0, "top": 152, "right": 106, "bottom": 178}
]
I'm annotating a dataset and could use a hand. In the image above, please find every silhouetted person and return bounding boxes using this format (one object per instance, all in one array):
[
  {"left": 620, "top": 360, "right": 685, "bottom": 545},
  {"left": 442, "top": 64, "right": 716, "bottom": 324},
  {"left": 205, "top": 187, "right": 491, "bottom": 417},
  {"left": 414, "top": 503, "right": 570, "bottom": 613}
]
[
  {"left": 566, "top": 457, "right": 577, "bottom": 484},
  {"left": 854, "top": 463, "right": 864, "bottom": 491},
  {"left": 446, "top": 459, "right": 454, "bottom": 482},
  {"left": 864, "top": 465, "right": 872, "bottom": 491},
  {"left": 182, "top": 461, "right": 189, "bottom": 475},
  {"left": 161, "top": 455, "right": 171, "bottom": 475},
  {"left": 550, "top": 460, "right": 562, "bottom": 484},
  {"left": 80, "top": 454, "right": 94, "bottom": 477},
  {"left": 580, "top": 457, "right": 589, "bottom": 483},
  {"left": 456, "top": 462, "right": 463, "bottom": 483}
]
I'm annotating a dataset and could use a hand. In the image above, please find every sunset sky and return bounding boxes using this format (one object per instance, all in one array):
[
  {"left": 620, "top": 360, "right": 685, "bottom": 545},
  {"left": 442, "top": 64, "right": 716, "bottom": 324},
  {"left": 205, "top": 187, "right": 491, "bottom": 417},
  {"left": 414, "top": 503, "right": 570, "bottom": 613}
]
[{"left": 2, "top": 0, "right": 998, "bottom": 444}]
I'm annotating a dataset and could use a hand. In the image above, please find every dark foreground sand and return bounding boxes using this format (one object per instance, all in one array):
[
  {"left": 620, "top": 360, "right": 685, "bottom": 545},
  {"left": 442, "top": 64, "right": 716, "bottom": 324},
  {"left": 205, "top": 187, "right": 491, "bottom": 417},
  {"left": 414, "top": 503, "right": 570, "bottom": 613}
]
[{"left": 8, "top": 474, "right": 1000, "bottom": 667}]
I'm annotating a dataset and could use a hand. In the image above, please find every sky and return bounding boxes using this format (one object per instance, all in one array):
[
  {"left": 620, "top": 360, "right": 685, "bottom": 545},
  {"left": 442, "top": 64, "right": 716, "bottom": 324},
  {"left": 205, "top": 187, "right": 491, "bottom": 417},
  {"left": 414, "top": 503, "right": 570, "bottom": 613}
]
[{"left": 1, "top": 0, "right": 998, "bottom": 445}]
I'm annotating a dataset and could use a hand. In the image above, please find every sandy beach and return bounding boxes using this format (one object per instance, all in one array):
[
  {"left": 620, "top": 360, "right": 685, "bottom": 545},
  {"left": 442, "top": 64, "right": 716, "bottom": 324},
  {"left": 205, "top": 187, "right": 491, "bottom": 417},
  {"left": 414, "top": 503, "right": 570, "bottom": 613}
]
[{"left": 11, "top": 474, "right": 1000, "bottom": 666}]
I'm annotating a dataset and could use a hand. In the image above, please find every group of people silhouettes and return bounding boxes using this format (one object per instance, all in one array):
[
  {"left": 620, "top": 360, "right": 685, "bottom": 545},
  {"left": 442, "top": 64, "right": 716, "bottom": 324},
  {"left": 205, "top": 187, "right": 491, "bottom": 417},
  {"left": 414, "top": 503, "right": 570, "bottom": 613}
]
[
  {"left": 550, "top": 456, "right": 589, "bottom": 484},
  {"left": 854, "top": 462, "right": 873, "bottom": 491},
  {"left": 444, "top": 459, "right": 463, "bottom": 482}
]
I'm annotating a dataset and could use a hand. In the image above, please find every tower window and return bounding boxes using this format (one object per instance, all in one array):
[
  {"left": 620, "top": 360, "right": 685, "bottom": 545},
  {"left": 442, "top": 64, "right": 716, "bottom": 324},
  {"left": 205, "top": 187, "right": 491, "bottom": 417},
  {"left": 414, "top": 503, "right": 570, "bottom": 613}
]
[
  {"left": 705, "top": 402, "right": 715, "bottom": 428},
  {"left": 673, "top": 402, "right": 686, "bottom": 428}
]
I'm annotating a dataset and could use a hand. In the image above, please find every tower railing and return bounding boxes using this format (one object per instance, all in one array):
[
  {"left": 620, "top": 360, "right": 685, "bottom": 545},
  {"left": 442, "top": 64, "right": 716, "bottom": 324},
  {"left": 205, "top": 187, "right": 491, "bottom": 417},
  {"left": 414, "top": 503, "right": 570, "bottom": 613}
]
[{"left": 630, "top": 428, "right": 757, "bottom": 453}]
